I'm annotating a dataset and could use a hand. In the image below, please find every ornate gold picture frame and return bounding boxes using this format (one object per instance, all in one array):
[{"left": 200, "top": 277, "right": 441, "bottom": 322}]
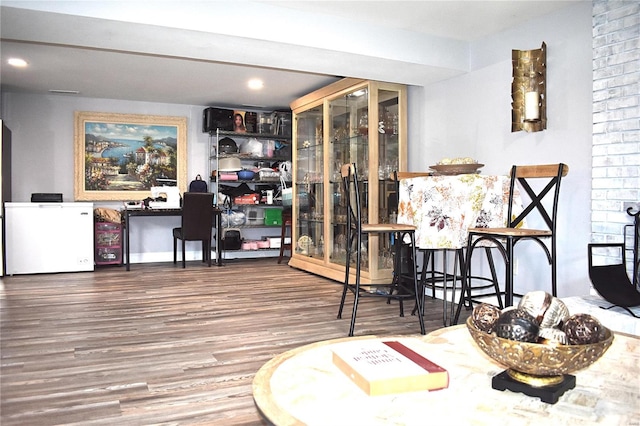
[{"left": 74, "top": 111, "right": 187, "bottom": 201}]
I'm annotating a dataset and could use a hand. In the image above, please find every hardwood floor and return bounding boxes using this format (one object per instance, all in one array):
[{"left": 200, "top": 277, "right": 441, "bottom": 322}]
[{"left": 1, "top": 259, "right": 469, "bottom": 425}]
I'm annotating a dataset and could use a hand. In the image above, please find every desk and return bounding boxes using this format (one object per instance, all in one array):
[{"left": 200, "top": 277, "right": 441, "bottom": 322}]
[
  {"left": 253, "top": 326, "right": 639, "bottom": 425},
  {"left": 122, "top": 207, "right": 222, "bottom": 270}
]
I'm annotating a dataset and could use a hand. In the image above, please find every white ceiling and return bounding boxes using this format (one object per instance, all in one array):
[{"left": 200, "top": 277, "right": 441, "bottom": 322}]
[{"left": 0, "top": 1, "right": 580, "bottom": 110}]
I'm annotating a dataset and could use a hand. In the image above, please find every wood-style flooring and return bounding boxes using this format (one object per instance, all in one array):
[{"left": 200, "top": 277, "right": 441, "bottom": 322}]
[{"left": 1, "top": 258, "right": 470, "bottom": 425}]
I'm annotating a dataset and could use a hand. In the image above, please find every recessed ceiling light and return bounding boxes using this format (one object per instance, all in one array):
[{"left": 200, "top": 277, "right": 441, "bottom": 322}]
[
  {"left": 8, "top": 58, "right": 28, "bottom": 68},
  {"left": 248, "top": 79, "right": 264, "bottom": 90}
]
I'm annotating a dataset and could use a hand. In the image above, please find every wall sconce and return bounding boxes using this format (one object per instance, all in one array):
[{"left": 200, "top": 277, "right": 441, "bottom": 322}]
[{"left": 512, "top": 42, "right": 546, "bottom": 132}]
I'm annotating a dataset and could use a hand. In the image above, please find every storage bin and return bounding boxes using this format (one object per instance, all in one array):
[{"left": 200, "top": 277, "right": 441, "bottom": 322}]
[
  {"left": 96, "top": 247, "right": 122, "bottom": 264},
  {"left": 95, "top": 222, "right": 120, "bottom": 231},
  {"left": 96, "top": 232, "right": 120, "bottom": 246},
  {"left": 95, "top": 220, "right": 122, "bottom": 266},
  {"left": 268, "top": 237, "right": 291, "bottom": 248},
  {"left": 264, "top": 208, "right": 282, "bottom": 226},
  {"left": 245, "top": 207, "right": 265, "bottom": 225}
]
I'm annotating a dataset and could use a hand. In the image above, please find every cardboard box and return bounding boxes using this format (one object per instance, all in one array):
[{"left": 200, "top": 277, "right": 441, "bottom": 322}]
[
  {"left": 267, "top": 237, "right": 291, "bottom": 248},
  {"left": 331, "top": 339, "right": 449, "bottom": 396},
  {"left": 234, "top": 194, "right": 260, "bottom": 205}
]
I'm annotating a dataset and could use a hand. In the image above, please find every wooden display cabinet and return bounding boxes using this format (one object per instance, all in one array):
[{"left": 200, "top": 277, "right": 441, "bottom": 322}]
[{"left": 288, "top": 78, "right": 408, "bottom": 284}]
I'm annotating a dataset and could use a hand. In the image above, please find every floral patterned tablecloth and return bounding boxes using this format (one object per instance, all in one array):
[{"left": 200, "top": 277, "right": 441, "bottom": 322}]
[{"left": 397, "top": 174, "right": 513, "bottom": 249}]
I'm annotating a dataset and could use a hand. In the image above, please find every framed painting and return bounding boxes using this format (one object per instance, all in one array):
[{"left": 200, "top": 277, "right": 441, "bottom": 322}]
[{"left": 74, "top": 111, "right": 187, "bottom": 201}]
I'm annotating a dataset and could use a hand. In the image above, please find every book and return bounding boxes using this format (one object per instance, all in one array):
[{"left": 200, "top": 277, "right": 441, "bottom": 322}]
[{"left": 331, "top": 339, "right": 449, "bottom": 396}]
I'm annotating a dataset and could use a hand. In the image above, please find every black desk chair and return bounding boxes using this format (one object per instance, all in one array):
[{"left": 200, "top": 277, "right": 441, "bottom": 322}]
[
  {"left": 173, "top": 192, "right": 215, "bottom": 268},
  {"left": 454, "top": 163, "right": 568, "bottom": 323},
  {"left": 337, "top": 163, "right": 425, "bottom": 337}
]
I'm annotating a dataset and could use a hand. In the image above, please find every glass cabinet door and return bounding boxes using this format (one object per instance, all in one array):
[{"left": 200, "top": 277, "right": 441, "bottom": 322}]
[
  {"left": 374, "top": 88, "right": 402, "bottom": 273},
  {"left": 328, "top": 86, "right": 370, "bottom": 271},
  {"left": 294, "top": 104, "right": 324, "bottom": 259},
  {"left": 377, "top": 88, "right": 401, "bottom": 224}
]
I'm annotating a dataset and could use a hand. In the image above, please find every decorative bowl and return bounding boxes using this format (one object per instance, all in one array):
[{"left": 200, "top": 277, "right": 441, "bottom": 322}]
[
  {"left": 466, "top": 317, "right": 614, "bottom": 385},
  {"left": 218, "top": 157, "right": 242, "bottom": 172},
  {"left": 237, "top": 169, "right": 255, "bottom": 180},
  {"left": 430, "top": 163, "right": 484, "bottom": 175}
]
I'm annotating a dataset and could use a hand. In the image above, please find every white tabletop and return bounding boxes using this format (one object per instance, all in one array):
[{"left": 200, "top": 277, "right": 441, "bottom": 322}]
[{"left": 253, "top": 325, "right": 640, "bottom": 425}]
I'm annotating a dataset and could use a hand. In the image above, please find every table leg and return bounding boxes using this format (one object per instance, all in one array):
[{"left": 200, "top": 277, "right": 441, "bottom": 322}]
[
  {"left": 442, "top": 252, "right": 448, "bottom": 326},
  {"left": 441, "top": 249, "right": 463, "bottom": 326},
  {"left": 505, "top": 238, "right": 514, "bottom": 307},
  {"left": 215, "top": 212, "right": 223, "bottom": 266},
  {"left": 125, "top": 210, "right": 131, "bottom": 271}
]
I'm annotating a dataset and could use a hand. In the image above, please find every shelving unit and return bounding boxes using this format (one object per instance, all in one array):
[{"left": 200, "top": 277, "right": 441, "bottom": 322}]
[
  {"left": 288, "top": 78, "right": 408, "bottom": 284},
  {"left": 208, "top": 120, "right": 292, "bottom": 260}
]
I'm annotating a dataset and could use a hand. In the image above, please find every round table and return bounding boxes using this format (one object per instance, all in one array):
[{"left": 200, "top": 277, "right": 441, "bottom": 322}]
[{"left": 252, "top": 325, "right": 639, "bottom": 425}]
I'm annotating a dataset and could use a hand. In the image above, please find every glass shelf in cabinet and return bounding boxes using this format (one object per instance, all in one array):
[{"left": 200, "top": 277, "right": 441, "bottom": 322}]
[
  {"left": 296, "top": 180, "right": 324, "bottom": 185},
  {"left": 297, "top": 140, "right": 323, "bottom": 150},
  {"left": 297, "top": 215, "right": 324, "bottom": 222},
  {"left": 330, "top": 134, "right": 368, "bottom": 146}
]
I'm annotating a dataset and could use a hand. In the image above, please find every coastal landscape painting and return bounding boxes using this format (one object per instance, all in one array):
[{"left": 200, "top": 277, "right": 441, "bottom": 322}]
[{"left": 74, "top": 112, "right": 187, "bottom": 201}]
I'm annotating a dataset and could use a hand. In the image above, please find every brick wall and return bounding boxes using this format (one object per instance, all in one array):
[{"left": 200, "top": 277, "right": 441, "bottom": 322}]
[{"left": 591, "top": 0, "right": 640, "bottom": 271}]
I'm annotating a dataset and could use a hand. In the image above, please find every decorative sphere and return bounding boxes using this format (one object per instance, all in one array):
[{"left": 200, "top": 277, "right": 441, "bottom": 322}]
[
  {"left": 538, "top": 327, "right": 568, "bottom": 345},
  {"left": 540, "top": 297, "right": 570, "bottom": 329},
  {"left": 495, "top": 308, "right": 539, "bottom": 342},
  {"left": 471, "top": 303, "right": 501, "bottom": 334},
  {"left": 563, "top": 314, "right": 605, "bottom": 345},
  {"left": 518, "top": 290, "right": 552, "bottom": 324}
]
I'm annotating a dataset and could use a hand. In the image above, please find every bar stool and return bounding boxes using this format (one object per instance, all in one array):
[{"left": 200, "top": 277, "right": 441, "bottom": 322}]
[
  {"left": 278, "top": 207, "right": 292, "bottom": 264},
  {"left": 337, "top": 164, "right": 425, "bottom": 337},
  {"left": 453, "top": 163, "right": 568, "bottom": 324}
]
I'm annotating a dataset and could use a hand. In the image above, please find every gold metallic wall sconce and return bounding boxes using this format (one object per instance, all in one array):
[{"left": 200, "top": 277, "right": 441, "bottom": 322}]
[{"left": 512, "top": 42, "right": 546, "bottom": 132}]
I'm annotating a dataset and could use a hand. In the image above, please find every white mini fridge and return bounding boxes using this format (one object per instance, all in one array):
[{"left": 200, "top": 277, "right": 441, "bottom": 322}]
[{"left": 5, "top": 202, "right": 94, "bottom": 275}]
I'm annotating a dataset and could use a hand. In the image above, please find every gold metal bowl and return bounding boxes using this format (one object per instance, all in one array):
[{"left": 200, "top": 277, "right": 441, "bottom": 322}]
[
  {"left": 466, "top": 317, "right": 614, "bottom": 385},
  {"left": 429, "top": 163, "right": 484, "bottom": 175}
]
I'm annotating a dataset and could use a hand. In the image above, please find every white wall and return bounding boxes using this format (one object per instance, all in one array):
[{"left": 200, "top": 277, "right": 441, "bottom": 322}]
[
  {"left": 407, "top": 2, "right": 593, "bottom": 297},
  {"left": 2, "top": 93, "right": 211, "bottom": 262}
]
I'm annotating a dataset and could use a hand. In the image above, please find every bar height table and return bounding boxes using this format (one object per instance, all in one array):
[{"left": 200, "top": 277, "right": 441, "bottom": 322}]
[{"left": 397, "top": 174, "right": 515, "bottom": 323}]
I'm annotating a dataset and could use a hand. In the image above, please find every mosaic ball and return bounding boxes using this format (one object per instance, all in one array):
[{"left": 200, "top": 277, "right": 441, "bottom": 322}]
[
  {"left": 538, "top": 327, "right": 568, "bottom": 345},
  {"left": 539, "top": 297, "right": 570, "bottom": 329},
  {"left": 471, "top": 303, "right": 502, "bottom": 334},
  {"left": 563, "top": 313, "right": 605, "bottom": 345},
  {"left": 518, "top": 290, "right": 552, "bottom": 324}
]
